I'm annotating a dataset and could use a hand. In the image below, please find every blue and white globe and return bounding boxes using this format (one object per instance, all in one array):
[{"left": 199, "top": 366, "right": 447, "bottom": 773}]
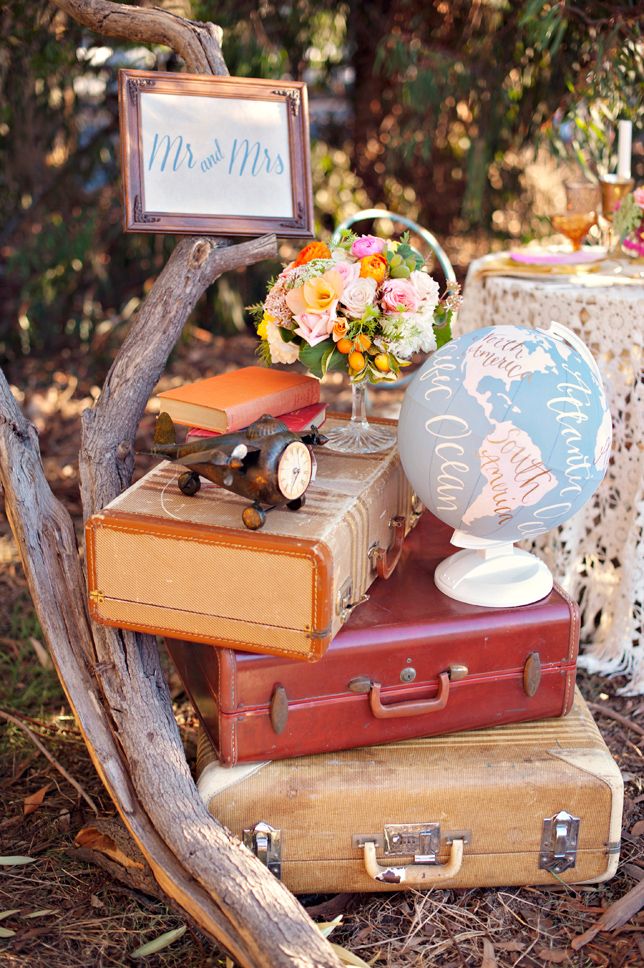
[{"left": 398, "top": 323, "right": 611, "bottom": 544}]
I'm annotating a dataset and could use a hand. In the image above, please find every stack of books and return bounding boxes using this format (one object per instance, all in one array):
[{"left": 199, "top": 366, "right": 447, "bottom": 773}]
[{"left": 155, "top": 365, "right": 327, "bottom": 437}]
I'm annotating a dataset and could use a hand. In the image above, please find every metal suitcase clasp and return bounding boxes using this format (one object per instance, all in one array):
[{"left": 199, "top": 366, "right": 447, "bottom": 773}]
[
  {"left": 243, "top": 821, "right": 281, "bottom": 879},
  {"left": 539, "top": 810, "right": 580, "bottom": 873}
]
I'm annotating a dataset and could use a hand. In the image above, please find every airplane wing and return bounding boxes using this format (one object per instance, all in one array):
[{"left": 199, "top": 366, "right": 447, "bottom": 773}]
[{"left": 174, "top": 443, "right": 257, "bottom": 467}]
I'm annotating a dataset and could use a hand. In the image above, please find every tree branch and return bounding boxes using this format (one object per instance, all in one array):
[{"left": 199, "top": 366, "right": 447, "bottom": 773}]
[
  {"left": 52, "top": 0, "right": 229, "bottom": 75},
  {"left": 79, "top": 233, "right": 278, "bottom": 517}
]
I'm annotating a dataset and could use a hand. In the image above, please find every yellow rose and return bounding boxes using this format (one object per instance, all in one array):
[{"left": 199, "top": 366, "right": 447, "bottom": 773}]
[
  {"left": 285, "top": 269, "right": 344, "bottom": 316},
  {"left": 257, "top": 311, "right": 274, "bottom": 339}
]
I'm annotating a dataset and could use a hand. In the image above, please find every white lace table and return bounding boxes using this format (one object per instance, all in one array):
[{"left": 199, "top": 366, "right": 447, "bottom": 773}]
[{"left": 459, "top": 257, "right": 644, "bottom": 692}]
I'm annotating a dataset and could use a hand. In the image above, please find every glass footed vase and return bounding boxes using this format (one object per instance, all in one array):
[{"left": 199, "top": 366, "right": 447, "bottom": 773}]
[{"left": 324, "top": 381, "right": 397, "bottom": 455}]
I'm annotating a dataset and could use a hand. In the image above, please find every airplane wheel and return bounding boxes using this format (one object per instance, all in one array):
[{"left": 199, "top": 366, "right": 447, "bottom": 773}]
[
  {"left": 287, "top": 496, "right": 305, "bottom": 511},
  {"left": 242, "top": 504, "right": 266, "bottom": 530},
  {"left": 178, "top": 471, "right": 201, "bottom": 496}
]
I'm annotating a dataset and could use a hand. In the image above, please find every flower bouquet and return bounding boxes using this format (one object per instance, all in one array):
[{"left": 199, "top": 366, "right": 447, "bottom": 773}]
[
  {"left": 251, "top": 230, "right": 460, "bottom": 454},
  {"left": 614, "top": 187, "right": 644, "bottom": 259}
]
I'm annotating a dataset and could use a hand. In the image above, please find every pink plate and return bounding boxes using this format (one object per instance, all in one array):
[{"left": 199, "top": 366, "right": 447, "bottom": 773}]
[{"left": 509, "top": 248, "right": 606, "bottom": 266}]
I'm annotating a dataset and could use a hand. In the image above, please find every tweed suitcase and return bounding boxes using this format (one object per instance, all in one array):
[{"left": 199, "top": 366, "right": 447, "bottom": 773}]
[
  {"left": 196, "top": 689, "right": 623, "bottom": 893},
  {"left": 166, "top": 513, "right": 579, "bottom": 765},
  {"left": 85, "top": 416, "right": 418, "bottom": 661}
]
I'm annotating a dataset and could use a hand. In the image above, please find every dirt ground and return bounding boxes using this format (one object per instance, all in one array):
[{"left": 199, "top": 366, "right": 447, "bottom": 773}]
[{"left": 1, "top": 332, "right": 642, "bottom": 967}]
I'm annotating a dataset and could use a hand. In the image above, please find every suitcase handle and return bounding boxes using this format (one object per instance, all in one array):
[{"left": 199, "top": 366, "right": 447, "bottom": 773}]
[
  {"left": 362, "top": 838, "right": 464, "bottom": 885},
  {"left": 368, "top": 671, "right": 450, "bottom": 718},
  {"left": 370, "top": 515, "right": 406, "bottom": 580}
]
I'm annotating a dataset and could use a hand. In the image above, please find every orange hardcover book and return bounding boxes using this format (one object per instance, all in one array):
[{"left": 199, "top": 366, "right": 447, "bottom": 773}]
[{"left": 156, "top": 366, "right": 320, "bottom": 433}]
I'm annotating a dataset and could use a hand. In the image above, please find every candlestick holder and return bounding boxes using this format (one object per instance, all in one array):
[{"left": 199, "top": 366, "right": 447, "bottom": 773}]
[{"left": 599, "top": 175, "right": 635, "bottom": 252}]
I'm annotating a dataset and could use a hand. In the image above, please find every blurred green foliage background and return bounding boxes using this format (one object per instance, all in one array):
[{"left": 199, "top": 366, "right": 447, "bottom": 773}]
[{"left": 1, "top": 0, "right": 642, "bottom": 371}]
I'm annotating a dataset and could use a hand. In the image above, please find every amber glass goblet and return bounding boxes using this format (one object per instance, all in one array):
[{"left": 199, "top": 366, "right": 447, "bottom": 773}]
[
  {"left": 550, "top": 211, "right": 598, "bottom": 252},
  {"left": 599, "top": 174, "right": 635, "bottom": 251}
]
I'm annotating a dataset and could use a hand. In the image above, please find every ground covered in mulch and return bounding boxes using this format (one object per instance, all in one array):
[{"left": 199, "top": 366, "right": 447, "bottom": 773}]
[{"left": 1, "top": 333, "right": 642, "bottom": 967}]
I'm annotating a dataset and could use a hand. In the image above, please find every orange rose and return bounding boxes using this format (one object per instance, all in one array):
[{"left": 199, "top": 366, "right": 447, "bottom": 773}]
[
  {"left": 293, "top": 241, "right": 332, "bottom": 267},
  {"left": 359, "top": 253, "right": 388, "bottom": 284}
]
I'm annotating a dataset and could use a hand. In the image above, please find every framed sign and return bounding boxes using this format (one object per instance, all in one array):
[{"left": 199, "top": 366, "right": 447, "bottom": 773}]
[{"left": 118, "top": 70, "right": 314, "bottom": 238}]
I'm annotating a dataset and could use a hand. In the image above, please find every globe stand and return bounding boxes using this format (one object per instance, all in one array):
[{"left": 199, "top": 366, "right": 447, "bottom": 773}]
[{"left": 434, "top": 531, "right": 553, "bottom": 608}]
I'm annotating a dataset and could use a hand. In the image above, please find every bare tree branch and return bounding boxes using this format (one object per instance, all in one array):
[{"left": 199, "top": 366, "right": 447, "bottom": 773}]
[{"left": 52, "top": 0, "right": 229, "bottom": 74}]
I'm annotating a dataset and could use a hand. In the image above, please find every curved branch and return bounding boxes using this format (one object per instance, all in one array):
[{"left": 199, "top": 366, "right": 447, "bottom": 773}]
[{"left": 52, "top": 0, "right": 229, "bottom": 75}]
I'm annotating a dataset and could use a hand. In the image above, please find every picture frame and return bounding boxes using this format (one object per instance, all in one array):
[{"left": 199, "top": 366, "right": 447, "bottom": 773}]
[{"left": 118, "top": 69, "right": 314, "bottom": 238}]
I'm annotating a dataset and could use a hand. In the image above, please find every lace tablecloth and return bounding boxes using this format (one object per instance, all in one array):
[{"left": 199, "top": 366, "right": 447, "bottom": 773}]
[{"left": 459, "top": 256, "right": 644, "bottom": 692}]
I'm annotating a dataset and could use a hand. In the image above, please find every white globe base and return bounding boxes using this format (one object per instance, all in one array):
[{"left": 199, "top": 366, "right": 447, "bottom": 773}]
[{"left": 434, "top": 542, "right": 553, "bottom": 608}]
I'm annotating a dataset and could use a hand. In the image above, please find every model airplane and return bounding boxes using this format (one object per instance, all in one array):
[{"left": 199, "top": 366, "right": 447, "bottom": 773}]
[{"left": 150, "top": 412, "right": 328, "bottom": 530}]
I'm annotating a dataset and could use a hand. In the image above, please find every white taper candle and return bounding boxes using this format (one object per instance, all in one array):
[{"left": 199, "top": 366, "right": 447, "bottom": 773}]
[{"left": 617, "top": 120, "right": 632, "bottom": 180}]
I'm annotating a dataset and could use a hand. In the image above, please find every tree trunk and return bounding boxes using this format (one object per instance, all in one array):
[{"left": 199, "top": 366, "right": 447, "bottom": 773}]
[{"left": 0, "top": 2, "right": 342, "bottom": 965}]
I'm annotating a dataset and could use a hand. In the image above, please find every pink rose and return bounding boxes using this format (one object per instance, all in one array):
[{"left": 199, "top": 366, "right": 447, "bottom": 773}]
[
  {"left": 333, "top": 259, "right": 361, "bottom": 287},
  {"left": 380, "top": 278, "right": 420, "bottom": 314},
  {"left": 351, "top": 234, "right": 386, "bottom": 258},
  {"left": 634, "top": 187, "right": 644, "bottom": 209},
  {"left": 294, "top": 307, "right": 336, "bottom": 347}
]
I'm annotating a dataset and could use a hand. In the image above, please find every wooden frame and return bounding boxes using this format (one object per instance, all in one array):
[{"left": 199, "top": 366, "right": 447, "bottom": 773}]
[{"left": 118, "top": 69, "right": 314, "bottom": 237}]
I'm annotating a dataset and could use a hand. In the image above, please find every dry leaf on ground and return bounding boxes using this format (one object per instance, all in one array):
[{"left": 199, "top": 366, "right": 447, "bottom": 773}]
[
  {"left": 537, "top": 948, "right": 571, "bottom": 963},
  {"left": 23, "top": 783, "right": 51, "bottom": 816},
  {"left": 481, "top": 938, "right": 497, "bottom": 966},
  {"left": 572, "top": 879, "right": 644, "bottom": 949}
]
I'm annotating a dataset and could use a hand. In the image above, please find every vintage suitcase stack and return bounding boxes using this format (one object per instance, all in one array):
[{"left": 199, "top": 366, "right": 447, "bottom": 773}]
[{"left": 86, "top": 415, "right": 624, "bottom": 892}]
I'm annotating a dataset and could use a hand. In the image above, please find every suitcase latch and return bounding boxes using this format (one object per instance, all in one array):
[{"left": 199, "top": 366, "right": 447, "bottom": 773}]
[
  {"left": 539, "top": 810, "right": 580, "bottom": 873},
  {"left": 243, "top": 821, "right": 281, "bottom": 879},
  {"left": 352, "top": 824, "right": 471, "bottom": 864},
  {"left": 336, "top": 578, "right": 369, "bottom": 623}
]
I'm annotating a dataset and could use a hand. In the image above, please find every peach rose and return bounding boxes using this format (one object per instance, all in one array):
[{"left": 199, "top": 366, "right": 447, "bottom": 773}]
[
  {"left": 359, "top": 253, "right": 388, "bottom": 284},
  {"left": 285, "top": 269, "right": 345, "bottom": 316},
  {"left": 332, "top": 318, "right": 348, "bottom": 342}
]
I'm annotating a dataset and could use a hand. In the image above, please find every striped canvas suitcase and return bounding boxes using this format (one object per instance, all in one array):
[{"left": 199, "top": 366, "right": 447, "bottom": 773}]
[
  {"left": 85, "top": 416, "right": 418, "bottom": 661},
  {"left": 196, "top": 689, "right": 623, "bottom": 893}
]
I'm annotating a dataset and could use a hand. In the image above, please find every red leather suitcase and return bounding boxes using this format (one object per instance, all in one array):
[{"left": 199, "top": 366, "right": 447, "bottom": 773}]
[{"left": 167, "top": 514, "right": 579, "bottom": 765}]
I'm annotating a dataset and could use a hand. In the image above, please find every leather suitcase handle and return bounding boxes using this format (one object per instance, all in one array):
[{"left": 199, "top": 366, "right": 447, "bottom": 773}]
[
  {"left": 371, "top": 515, "right": 406, "bottom": 580},
  {"left": 369, "top": 672, "right": 450, "bottom": 719},
  {"left": 362, "top": 838, "right": 464, "bottom": 885}
]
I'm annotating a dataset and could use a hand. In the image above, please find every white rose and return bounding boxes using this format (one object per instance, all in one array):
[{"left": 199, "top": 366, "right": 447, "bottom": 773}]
[
  {"left": 339, "top": 277, "right": 377, "bottom": 318},
  {"left": 410, "top": 270, "right": 440, "bottom": 310},
  {"left": 266, "top": 320, "right": 300, "bottom": 364}
]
